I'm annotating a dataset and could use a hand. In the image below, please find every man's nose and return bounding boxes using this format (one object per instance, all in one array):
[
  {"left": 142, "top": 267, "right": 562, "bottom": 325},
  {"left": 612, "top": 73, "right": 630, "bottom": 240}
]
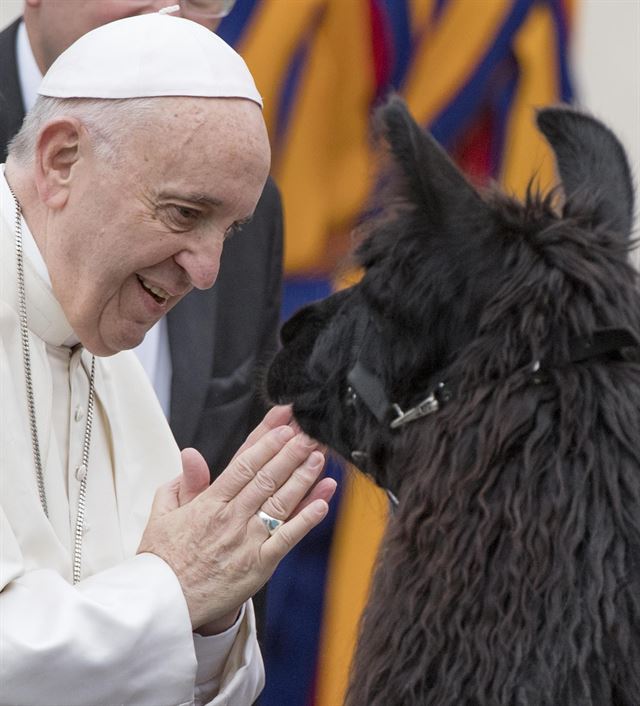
[{"left": 173, "top": 243, "right": 221, "bottom": 290}]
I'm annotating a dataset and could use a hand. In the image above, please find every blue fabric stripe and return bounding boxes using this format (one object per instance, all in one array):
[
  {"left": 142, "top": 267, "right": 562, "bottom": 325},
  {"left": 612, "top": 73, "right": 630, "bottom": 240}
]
[
  {"left": 280, "top": 276, "right": 334, "bottom": 321},
  {"left": 260, "top": 277, "right": 343, "bottom": 706},
  {"left": 274, "top": 7, "right": 325, "bottom": 153},
  {"left": 261, "top": 459, "right": 343, "bottom": 706},
  {"left": 433, "top": 0, "right": 450, "bottom": 20},
  {"left": 380, "top": 0, "right": 414, "bottom": 89},
  {"left": 489, "top": 53, "right": 520, "bottom": 178},
  {"left": 429, "top": 0, "right": 534, "bottom": 148},
  {"left": 275, "top": 33, "right": 311, "bottom": 151},
  {"left": 216, "top": 0, "right": 259, "bottom": 47},
  {"left": 549, "top": 0, "right": 574, "bottom": 102}
]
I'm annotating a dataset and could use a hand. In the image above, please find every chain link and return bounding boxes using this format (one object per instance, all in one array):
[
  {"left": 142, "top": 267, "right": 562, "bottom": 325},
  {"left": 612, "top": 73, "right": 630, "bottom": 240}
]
[
  {"left": 11, "top": 189, "right": 95, "bottom": 585},
  {"left": 72, "top": 356, "right": 96, "bottom": 585},
  {"left": 12, "top": 186, "right": 48, "bottom": 517}
]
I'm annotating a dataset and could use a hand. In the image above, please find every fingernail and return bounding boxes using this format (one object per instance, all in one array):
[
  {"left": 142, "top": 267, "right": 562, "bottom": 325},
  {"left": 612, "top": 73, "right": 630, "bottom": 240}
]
[
  {"left": 313, "top": 500, "right": 328, "bottom": 518},
  {"left": 278, "top": 426, "right": 295, "bottom": 441},
  {"left": 307, "top": 451, "right": 324, "bottom": 469}
]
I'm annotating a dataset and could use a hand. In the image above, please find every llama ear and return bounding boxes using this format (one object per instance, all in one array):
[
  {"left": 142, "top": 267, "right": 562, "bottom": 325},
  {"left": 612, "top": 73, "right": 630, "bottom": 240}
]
[
  {"left": 537, "top": 106, "right": 635, "bottom": 237},
  {"left": 376, "top": 95, "right": 489, "bottom": 228}
]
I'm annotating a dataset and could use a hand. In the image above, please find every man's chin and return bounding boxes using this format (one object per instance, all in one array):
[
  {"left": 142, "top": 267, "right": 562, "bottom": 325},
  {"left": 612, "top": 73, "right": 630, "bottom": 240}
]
[{"left": 78, "top": 324, "right": 149, "bottom": 357}]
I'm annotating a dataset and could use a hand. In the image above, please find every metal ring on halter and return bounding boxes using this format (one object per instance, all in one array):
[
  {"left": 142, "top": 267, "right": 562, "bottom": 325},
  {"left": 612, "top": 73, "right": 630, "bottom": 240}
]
[{"left": 257, "top": 510, "right": 284, "bottom": 536}]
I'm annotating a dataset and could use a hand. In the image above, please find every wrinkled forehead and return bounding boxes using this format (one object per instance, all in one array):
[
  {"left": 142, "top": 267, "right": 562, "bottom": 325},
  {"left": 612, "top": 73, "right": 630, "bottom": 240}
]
[
  {"left": 113, "top": 96, "right": 270, "bottom": 178},
  {"left": 133, "top": 96, "right": 267, "bottom": 144}
]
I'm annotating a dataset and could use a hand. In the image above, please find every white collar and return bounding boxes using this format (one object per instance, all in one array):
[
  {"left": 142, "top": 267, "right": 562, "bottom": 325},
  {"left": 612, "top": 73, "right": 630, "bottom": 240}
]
[
  {"left": 0, "top": 165, "right": 76, "bottom": 346},
  {"left": 1, "top": 165, "right": 51, "bottom": 285},
  {"left": 16, "top": 20, "right": 43, "bottom": 113}
]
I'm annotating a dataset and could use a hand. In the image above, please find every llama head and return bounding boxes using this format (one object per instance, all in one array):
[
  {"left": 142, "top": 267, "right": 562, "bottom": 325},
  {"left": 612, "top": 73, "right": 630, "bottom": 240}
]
[{"left": 266, "top": 97, "right": 636, "bottom": 499}]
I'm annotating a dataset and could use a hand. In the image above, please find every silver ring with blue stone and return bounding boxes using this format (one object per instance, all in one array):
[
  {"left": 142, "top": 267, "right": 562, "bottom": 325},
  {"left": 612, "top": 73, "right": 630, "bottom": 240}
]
[{"left": 257, "top": 509, "right": 284, "bottom": 536}]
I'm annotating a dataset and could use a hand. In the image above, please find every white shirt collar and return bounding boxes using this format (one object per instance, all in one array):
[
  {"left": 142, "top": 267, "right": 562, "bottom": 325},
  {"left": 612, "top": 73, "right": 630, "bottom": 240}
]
[
  {"left": 0, "top": 165, "right": 76, "bottom": 346},
  {"left": 16, "top": 20, "right": 43, "bottom": 113},
  {"left": 1, "top": 164, "right": 51, "bottom": 285}
]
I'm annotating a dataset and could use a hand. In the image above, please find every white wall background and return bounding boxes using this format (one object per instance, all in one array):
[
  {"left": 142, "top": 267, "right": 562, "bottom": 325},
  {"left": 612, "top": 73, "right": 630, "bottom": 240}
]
[
  {"left": 1, "top": 0, "right": 639, "bottom": 253},
  {"left": 0, "top": 0, "right": 20, "bottom": 26},
  {"left": 573, "top": 0, "right": 640, "bottom": 267}
]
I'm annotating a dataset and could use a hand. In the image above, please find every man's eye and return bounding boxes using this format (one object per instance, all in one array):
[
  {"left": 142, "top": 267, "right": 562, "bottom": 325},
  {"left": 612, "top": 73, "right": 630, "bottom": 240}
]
[{"left": 168, "top": 205, "right": 200, "bottom": 226}]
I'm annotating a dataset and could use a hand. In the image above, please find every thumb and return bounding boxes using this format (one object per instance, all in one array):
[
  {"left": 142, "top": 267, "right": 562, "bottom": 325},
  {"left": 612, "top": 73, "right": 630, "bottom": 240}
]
[
  {"left": 179, "top": 447, "right": 211, "bottom": 506},
  {"left": 148, "top": 475, "right": 181, "bottom": 518}
]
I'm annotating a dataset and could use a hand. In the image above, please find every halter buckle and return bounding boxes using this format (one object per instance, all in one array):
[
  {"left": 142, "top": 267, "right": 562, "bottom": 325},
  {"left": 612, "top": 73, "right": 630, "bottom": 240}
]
[{"left": 390, "top": 394, "right": 439, "bottom": 428}]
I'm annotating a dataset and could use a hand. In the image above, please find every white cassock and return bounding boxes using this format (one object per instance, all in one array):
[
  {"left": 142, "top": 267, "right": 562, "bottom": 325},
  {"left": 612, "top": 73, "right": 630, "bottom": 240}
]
[{"left": 0, "top": 169, "right": 264, "bottom": 706}]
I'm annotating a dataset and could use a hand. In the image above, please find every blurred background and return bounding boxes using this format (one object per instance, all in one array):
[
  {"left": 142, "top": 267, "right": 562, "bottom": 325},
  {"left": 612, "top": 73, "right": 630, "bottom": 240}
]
[{"left": 1, "top": 1, "right": 637, "bottom": 704}]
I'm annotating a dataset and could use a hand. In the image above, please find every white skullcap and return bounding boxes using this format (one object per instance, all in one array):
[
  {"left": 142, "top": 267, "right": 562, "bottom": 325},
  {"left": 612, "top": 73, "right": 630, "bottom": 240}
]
[{"left": 38, "top": 13, "right": 262, "bottom": 107}]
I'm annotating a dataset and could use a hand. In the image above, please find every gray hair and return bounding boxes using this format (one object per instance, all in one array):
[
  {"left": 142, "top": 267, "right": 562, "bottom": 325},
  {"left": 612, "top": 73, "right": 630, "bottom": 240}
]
[{"left": 8, "top": 96, "right": 160, "bottom": 166}]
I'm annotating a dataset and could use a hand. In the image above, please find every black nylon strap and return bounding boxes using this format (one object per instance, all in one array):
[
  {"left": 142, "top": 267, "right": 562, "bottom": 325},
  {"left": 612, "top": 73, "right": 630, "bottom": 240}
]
[
  {"left": 346, "top": 326, "right": 640, "bottom": 429},
  {"left": 347, "top": 361, "right": 392, "bottom": 423}
]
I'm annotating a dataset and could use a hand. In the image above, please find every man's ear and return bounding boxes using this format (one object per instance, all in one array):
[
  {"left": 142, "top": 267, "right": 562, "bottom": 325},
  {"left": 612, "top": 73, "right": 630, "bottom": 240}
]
[{"left": 34, "top": 117, "right": 83, "bottom": 210}]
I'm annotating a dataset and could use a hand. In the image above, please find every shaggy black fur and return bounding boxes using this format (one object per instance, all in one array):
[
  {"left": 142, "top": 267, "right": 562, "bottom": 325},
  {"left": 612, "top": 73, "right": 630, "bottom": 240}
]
[{"left": 267, "top": 98, "right": 640, "bottom": 705}]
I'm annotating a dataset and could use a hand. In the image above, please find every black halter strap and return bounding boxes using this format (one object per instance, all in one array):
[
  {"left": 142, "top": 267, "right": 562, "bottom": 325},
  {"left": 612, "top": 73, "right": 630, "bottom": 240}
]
[{"left": 346, "top": 326, "right": 640, "bottom": 430}]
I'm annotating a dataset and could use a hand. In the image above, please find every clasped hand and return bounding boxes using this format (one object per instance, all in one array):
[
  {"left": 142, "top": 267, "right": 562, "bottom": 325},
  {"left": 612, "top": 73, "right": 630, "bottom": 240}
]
[{"left": 138, "top": 406, "right": 336, "bottom": 632}]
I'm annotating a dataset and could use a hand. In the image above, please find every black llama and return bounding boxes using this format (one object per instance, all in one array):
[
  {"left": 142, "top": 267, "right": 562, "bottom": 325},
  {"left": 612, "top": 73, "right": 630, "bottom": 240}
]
[{"left": 267, "top": 98, "right": 640, "bottom": 705}]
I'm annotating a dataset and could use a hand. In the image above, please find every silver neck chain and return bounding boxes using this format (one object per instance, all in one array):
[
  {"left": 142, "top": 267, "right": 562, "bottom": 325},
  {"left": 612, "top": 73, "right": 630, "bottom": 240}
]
[{"left": 11, "top": 189, "right": 96, "bottom": 585}]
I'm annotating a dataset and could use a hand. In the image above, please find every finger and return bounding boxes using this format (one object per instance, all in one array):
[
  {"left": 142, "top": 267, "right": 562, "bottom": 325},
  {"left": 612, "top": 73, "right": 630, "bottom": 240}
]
[
  {"left": 231, "top": 433, "right": 319, "bottom": 516},
  {"left": 229, "top": 405, "right": 293, "bottom": 464},
  {"left": 259, "top": 450, "right": 327, "bottom": 520},
  {"left": 179, "top": 448, "right": 211, "bottom": 506},
  {"left": 290, "top": 476, "right": 337, "bottom": 517},
  {"left": 260, "top": 499, "right": 330, "bottom": 567},
  {"left": 209, "top": 425, "right": 297, "bottom": 502}
]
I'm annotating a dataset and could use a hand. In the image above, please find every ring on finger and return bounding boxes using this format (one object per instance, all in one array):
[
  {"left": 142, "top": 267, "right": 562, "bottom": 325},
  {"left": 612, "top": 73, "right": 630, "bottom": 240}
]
[{"left": 257, "top": 509, "right": 284, "bottom": 536}]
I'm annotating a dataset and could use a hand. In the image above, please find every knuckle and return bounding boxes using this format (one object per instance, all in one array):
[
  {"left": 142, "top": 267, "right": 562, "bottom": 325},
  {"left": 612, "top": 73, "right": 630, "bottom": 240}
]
[
  {"left": 263, "top": 493, "right": 287, "bottom": 518},
  {"left": 233, "top": 456, "right": 257, "bottom": 484},
  {"left": 254, "top": 469, "right": 278, "bottom": 496}
]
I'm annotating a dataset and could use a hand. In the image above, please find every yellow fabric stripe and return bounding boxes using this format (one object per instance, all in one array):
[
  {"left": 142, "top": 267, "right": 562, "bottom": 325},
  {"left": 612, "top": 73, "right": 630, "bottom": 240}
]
[
  {"left": 315, "top": 470, "right": 389, "bottom": 706},
  {"left": 270, "top": 0, "right": 377, "bottom": 273},
  {"left": 403, "top": 0, "right": 512, "bottom": 124},
  {"left": 237, "top": 0, "right": 325, "bottom": 138},
  {"left": 500, "top": 3, "right": 561, "bottom": 195},
  {"left": 409, "top": 0, "right": 437, "bottom": 36}
]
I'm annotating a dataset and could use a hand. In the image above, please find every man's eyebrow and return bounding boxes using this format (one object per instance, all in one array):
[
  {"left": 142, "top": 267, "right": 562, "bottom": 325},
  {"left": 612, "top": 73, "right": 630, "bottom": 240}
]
[{"left": 158, "top": 191, "right": 223, "bottom": 207}]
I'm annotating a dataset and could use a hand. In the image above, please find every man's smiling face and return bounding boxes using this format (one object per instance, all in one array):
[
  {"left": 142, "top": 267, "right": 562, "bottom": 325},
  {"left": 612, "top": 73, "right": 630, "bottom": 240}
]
[{"left": 38, "top": 96, "right": 270, "bottom": 355}]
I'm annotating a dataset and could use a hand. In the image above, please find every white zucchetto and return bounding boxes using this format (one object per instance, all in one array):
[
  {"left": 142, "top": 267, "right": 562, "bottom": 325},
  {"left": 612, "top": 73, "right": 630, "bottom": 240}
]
[{"left": 38, "top": 13, "right": 262, "bottom": 107}]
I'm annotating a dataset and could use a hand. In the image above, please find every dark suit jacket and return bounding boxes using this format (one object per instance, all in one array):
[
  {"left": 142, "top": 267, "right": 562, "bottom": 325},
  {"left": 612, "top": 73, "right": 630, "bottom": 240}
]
[
  {"left": 0, "top": 20, "right": 24, "bottom": 164},
  {"left": 0, "top": 16, "right": 284, "bottom": 477}
]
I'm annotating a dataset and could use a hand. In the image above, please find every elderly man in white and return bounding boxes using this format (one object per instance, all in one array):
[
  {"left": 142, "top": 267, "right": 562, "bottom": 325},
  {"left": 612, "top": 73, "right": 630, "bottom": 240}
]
[{"left": 0, "top": 11, "right": 335, "bottom": 706}]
